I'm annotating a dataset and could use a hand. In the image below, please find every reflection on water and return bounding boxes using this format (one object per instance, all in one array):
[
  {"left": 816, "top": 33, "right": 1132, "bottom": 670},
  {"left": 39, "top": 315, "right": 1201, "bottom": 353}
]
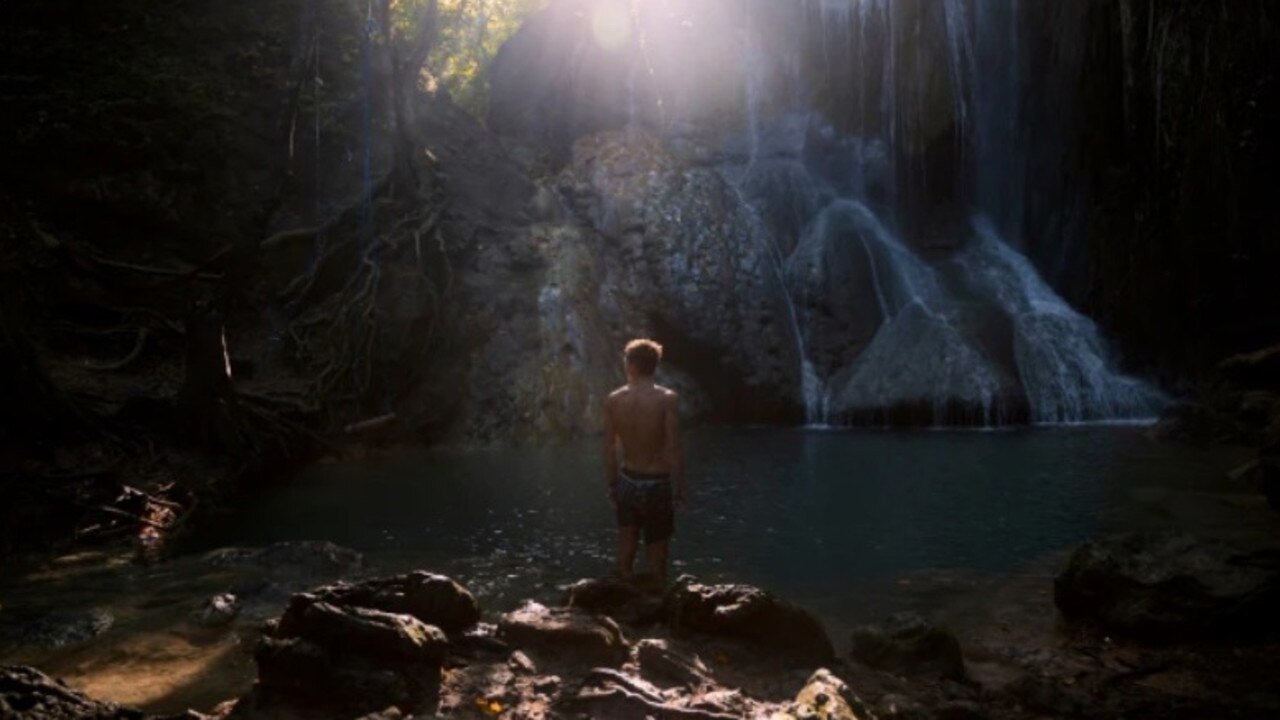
[
  {"left": 1, "top": 427, "right": 1263, "bottom": 713},
  {"left": 193, "top": 426, "right": 1256, "bottom": 629}
]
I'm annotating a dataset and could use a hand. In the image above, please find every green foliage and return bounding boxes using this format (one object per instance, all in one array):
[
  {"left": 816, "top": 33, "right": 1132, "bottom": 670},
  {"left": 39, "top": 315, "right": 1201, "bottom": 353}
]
[{"left": 393, "top": 0, "right": 546, "bottom": 119}]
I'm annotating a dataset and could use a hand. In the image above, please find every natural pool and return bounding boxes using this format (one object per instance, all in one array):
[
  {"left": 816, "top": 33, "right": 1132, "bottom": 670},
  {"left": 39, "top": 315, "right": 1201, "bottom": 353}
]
[
  {"left": 1, "top": 426, "right": 1265, "bottom": 713},
  {"left": 193, "top": 425, "right": 1257, "bottom": 632}
]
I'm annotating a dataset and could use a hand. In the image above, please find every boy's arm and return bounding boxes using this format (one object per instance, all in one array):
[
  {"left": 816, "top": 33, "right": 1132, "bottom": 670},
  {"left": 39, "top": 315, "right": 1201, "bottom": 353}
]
[
  {"left": 603, "top": 396, "right": 619, "bottom": 502},
  {"left": 664, "top": 392, "right": 686, "bottom": 504}
]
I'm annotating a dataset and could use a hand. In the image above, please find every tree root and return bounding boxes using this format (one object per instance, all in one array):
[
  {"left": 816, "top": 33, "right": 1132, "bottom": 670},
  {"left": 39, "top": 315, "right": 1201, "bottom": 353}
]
[
  {"left": 86, "top": 252, "right": 223, "bottom": 281},
  {"left": 85, "top": 328, "right": 149, "bottom": 371},
  {"left": 569, "top": 686, "right": 740, "bottom": 720},
  {"left": 260, "top": 225, "right": 322, "bottom": 251},
  {"left": 344, "top": 413, "right": 397, "bottom": 435}
]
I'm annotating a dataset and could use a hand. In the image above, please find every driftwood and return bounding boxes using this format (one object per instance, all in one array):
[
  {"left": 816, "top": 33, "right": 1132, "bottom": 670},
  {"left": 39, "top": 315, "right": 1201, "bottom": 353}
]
[
  {"left": 118, "top": 484, "right": 183, "bottom": 510},
  {"left": 95, "top": 504, "right": 172, "bottom": 530}
]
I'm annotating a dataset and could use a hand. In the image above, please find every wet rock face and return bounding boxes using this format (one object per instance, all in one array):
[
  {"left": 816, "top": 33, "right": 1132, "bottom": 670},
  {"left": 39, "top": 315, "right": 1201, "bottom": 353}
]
[
  {"left": 666, "top": 577, "right": 835, "bottom": 666},
  {"left": 849, "top": 613, "right": 966, "bottom": 681},
  {"left": 497, "top": 601, "right": 628, "bottom": 667},
  {"left": 1054, "top": 532, "right": 1280, "bottom": 641},
  {"left": 0, "top": 665, "right": 143, "bottom": 720},
  {"left": 567, "top": 132, "right": 803, "bottom": 422}
]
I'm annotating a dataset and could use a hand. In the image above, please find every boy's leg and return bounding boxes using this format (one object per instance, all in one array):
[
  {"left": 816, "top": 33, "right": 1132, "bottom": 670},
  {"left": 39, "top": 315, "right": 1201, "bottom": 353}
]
[
  {"left": 644, "top": 483, "right": 675, "bottom": 584},
  {"left": 646, "top": 539, "right": 669, "bottom": 584},
  {"left": 618, "top": 526, "right": 639, "bottom": 579}
]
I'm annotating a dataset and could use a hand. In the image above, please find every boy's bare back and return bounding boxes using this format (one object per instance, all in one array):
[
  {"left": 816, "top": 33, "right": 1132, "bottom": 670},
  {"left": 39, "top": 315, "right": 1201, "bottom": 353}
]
[{"left": 604, "top": 383, "right": 679, "bottom": 474}]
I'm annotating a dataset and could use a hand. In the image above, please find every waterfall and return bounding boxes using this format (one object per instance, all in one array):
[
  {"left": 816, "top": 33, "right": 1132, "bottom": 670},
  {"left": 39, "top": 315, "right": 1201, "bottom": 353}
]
[
  {"left": 794, "top": 200, "right": 1006, "bottom": 424},
  {"left": 955, "top": 217, "right": 1167, "bottom": 422},
  {"left": 970, "top": 0, "right": 1024, "bottom": 239},
  {"left": 714, "top": 0, "right": 1166, "bottom": 424},
  {"left": 941, "top": 0, "right": 975, "bottom": 143}
]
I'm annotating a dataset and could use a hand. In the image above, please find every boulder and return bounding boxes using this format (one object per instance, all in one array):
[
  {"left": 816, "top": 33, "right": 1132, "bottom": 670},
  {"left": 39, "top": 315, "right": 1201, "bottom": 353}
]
[
  {"left": 666, "top": 577, "right": 835, "bottom": 666},
  {"left": 1054, "top": 532, "right": 1280, "bottom": 640},
  {"left": 849, "top": 613, "right": 965, "bottom": 681},
  {"left": 774, "top": 668, "right": 874, "bottom": 720},
  {"left": 278, "top": 601, "right": 447, "bottom": 665},
  {"left": 247, "top": 572, "right": 468, "bottom": 713},
  {"left": 0, "top": 665, "right": 143, "bottom": 720},
  {"left": 498, "top": 601, "right": 627, "bottom": 666},
  {"left": 283, "top": 571, "right": 479, "bottom": 634}
]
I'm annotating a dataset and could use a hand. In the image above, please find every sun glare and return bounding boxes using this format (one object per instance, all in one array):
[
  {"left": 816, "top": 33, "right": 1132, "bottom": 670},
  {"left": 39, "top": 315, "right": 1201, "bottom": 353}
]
[{"left": 590, "top": 0, "right": 631, "bottom": 51}]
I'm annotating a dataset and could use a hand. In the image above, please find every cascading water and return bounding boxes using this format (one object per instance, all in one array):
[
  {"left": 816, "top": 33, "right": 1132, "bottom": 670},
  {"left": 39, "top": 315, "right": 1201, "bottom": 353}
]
[
  {"left": 955, "top": 217, "right": 1166, "bottom": 422},
  {"left": 720, "top": 0, "right": 1165, "bottom": 425}
]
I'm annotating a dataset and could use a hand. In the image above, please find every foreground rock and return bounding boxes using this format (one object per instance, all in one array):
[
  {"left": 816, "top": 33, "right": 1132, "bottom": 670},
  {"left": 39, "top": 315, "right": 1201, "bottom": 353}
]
[
  {"left": 244, "top": 571, "right": 473, "bottom": 716},
  {"left": 564, "top": 576, "right": 666, "bottom": 626},
  {"left": 777, "top": 668, "right": 876, "bottom": 720},
  {"left": 277, "top": 601, "right": 447, "bottom": 664},
  {"left": 498, "top": 600, "right": 628, "bottom": 666},
  {"left": 0, "top": 665, "right": 143, "bottom": 719},
  {"left": 11, "top": 564, "right": 1280, "bottom": 719},
  {"left": 667, "top": 576, "right": 836, "bottom": 665},
  {"left": 281, "top": 571, "right": 480, "bottom": 634},
  {"left": 850, "top": 613, "right": 966, "bottom": 681},
  {"left": 1054, "top": 532, "right": 1280, "bottom": 640}
]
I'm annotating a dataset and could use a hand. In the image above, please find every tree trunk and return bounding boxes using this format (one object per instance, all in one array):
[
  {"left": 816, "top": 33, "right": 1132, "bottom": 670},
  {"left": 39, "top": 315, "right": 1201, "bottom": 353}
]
[{"left": 177, "top": 299, "right": 249, "bottom": 455}]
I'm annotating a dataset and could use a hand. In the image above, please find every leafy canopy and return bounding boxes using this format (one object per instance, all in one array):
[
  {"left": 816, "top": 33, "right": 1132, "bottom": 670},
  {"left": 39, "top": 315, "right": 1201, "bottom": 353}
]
[{"left": 390, "top": 0, "right": 547, "bottom": 118}]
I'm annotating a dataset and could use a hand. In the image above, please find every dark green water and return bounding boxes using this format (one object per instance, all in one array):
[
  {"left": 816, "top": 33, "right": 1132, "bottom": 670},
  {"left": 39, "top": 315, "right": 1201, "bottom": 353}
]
[
  {"left": 193, "top": 426, "right": 1254, "bottom": 634},
  {"left": 0, "top": 425, "right": 1264, "bottom": 712}
]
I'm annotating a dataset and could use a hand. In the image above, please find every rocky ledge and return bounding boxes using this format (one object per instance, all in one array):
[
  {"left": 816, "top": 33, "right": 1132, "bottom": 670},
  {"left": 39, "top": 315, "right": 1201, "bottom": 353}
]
[{"left": 6, "top": 540, "right": 1280, "bottom": 719}]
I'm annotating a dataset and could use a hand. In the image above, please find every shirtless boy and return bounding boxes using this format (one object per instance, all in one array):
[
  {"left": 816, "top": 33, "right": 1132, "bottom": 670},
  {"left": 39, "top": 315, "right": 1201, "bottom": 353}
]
[{"left": 602, "top": 338, "right": 686, "bottom": 582}]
